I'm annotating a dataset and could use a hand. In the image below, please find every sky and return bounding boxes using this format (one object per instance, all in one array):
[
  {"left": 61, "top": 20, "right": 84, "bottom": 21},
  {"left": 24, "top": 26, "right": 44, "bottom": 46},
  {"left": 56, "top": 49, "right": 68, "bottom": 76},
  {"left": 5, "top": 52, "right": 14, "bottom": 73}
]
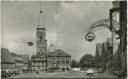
[{"left": 1, "top": 1, "right": 113, "bottom": 61}]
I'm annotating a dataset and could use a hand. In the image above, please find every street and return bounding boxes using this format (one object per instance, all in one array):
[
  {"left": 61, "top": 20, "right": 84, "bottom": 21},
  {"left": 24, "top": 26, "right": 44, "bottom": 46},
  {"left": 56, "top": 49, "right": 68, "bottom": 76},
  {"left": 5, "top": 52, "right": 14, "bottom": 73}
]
[{"left": 10, "top": 71, "right": 117, "bottom": 78}]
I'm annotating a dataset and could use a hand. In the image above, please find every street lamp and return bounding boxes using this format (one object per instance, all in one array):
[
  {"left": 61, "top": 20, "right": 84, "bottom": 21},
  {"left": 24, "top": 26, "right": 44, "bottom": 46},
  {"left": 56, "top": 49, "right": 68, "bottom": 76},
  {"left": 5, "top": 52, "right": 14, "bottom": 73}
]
[
  {"left": 85, "top": 32, "right": 95, "bottom": 42},
  {"left": 27, "top": 42, "right": 34, "bottom": 46}
]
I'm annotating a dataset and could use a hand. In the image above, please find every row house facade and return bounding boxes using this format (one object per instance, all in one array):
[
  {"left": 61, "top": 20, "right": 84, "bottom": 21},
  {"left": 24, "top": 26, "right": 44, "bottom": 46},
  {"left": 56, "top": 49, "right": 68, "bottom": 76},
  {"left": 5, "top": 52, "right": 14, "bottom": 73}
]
[
  {"left": 1, "top": 48, "right": 30, "bottom": 74},
  {"left": 31, "top": 55, "right": 47, "bottom": 71},
  {"left": 10, "top": 53, "right": 30, "bottom": 73},
  {"left": 1, "top": 48, "right": 15, "bottom": 73},
  {"left": 95, "top": 38, "right": 113, "bottom": 70},
  {"left": 47, "top": 48, "right": 71, "bottom": 70},
  {"left": 95, "top": 43, "right": 102, "bottom": 66}
]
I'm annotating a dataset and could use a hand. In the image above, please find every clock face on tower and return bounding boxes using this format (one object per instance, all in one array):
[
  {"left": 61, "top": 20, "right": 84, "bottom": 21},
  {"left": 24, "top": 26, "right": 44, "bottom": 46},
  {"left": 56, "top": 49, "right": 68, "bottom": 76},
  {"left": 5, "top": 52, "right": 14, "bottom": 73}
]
[
  {"left": 37, "top": 32, "right": 46, "bottom": 41},
  {"left": 39, "top": 34, "right": 43, "bottom": 40},
  {"left": 37, "top": 32, "right": 43, "bottom": 40}
]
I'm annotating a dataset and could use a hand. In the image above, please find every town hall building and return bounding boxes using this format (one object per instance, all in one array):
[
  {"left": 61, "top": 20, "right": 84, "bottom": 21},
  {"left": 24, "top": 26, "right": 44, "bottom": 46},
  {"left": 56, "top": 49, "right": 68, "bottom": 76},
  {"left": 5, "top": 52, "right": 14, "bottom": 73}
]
[{"left": 31, "top": 27, "right": 71, "bottom": 71}]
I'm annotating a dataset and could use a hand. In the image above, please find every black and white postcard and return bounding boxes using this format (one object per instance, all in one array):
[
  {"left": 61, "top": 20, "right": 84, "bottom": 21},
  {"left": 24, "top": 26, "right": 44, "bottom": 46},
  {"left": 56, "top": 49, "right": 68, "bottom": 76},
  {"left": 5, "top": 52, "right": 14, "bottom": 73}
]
[{"left": 1, "top": 0, "right": 127, "bottom": 79}]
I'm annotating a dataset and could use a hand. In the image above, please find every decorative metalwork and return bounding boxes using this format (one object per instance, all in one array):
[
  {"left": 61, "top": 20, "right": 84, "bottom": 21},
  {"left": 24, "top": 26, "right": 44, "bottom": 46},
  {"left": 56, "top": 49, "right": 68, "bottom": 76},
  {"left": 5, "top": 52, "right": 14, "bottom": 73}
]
[
  {"left": 85, "top": 32, "right": 95, "bottom": 42},
  {"left": 85, "top": 18, "right": 119, "bottom": 42},
  {"left": 28, "top": 42, "right": 34, "bottom": 46}
]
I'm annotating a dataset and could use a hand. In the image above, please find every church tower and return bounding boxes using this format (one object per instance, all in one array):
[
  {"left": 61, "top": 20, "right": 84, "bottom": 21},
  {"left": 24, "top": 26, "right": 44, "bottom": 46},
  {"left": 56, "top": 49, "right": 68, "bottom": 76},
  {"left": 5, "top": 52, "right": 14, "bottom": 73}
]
[{"left": 36, "top": 28, "right": 47, "bottom": 55}]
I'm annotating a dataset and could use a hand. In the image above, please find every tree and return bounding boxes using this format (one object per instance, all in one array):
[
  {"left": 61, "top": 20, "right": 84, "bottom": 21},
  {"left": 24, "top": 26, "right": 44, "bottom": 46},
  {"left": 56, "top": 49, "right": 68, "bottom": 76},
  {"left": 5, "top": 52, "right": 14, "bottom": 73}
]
[
  {"left": 80, "top": 54, "right": 94, "bottom": 68},
  {"left": 71, "top": 59, "right": 79, "bottom": 68}
]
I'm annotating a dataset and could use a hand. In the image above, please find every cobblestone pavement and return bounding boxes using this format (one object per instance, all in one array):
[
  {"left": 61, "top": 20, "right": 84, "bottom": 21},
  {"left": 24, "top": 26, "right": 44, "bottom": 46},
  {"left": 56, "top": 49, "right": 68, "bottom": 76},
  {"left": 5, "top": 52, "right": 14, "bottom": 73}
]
[{"left": 10, "top": 71, "right": 117, "bottom": 78}]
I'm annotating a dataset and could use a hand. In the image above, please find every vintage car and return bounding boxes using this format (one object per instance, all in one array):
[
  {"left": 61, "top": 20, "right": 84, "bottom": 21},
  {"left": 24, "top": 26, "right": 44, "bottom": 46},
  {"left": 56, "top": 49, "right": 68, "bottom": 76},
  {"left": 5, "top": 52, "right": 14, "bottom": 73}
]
[{"left": 86, "top": 68, "right": 94, "bottom": 75}]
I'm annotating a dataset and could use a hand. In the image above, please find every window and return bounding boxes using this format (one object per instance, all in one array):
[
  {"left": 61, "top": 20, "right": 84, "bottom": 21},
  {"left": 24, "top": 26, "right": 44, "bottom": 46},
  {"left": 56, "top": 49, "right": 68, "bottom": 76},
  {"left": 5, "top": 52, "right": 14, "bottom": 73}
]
[
  {"left": 63, "top": 57, "right": 65, "bottom": 59},
  {"left": 62, "top": 61, "right": 65, "bottom": 64},
  {"left": 49, "top": 57, "right": 52, "bottom": 60},
  {"left": 66, "top": 61, "right": 69, "bottom": 64},
  {"left": 57, "top": 61, "right": 60, "bottom": 64},
  {"left": 57, "top": 57, "right": 60, "bottom": 59}
]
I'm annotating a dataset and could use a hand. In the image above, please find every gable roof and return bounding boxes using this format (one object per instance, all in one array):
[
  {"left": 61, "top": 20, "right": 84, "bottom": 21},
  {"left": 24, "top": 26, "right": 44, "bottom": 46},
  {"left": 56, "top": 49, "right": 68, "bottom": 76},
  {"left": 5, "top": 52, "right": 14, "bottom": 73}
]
[
  {"left": 10, "top": 52, "right": 29, "bottom": 63},
  {"left": 19, "top": 55, "right": 29, "bottom": 63},
  {"left": 47, "top": 49, "right": 71, "bottom": 57},
  {"left": 10, "top": 52, "right": 17, "bottom": 57},
  {"left": 47, "top": 43, "right": 55, "bottom": 52},
  {"left": 1, "top": 48, "right": 15, "bottom": 63},
  {"left": 55, "top": 49, "right": 71, "bottom": 56}
]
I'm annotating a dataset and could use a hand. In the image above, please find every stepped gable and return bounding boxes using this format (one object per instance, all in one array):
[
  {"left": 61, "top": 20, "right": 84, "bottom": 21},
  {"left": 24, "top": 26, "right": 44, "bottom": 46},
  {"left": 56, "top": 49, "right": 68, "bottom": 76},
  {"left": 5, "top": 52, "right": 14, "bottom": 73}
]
[{"left": 1, "top": 48, "right": 15, "bottom": 63}]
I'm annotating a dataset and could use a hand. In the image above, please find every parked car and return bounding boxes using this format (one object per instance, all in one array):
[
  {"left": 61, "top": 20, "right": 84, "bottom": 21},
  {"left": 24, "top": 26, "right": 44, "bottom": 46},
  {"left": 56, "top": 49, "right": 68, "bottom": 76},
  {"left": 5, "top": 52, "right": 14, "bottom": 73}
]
[
  {"left": 1, "top": 71, "right": 8, "bottom": 77},
  {"left": 72, "top": 68, "right": 80, "bottom": 72},
  {"left": 1, "top": 71, "right": 11, "bottom": 78},
  {"left": 97, "top": 68, "right": 104, "bottom": 73},
  {"left": 86, "top": 68, "right": 94, "bottom": 75},
  {"left": 12, "top": 71, "right": 20, "bottom": 75},
  {"left": 113, "top": 68, "right": 119, "bottom": 75},
  {"left": 46, "top": 69, "right": 54, "bottom": 73},
  {"left": 93, "top": 68, "right": 98, "bottom": 73}
]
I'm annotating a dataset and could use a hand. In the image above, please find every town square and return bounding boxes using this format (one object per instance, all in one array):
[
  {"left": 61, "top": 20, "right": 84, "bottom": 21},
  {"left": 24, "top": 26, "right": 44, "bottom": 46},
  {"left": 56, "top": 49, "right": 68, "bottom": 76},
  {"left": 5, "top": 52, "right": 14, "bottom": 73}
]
[{"left": 1, "top": 1, "right": 127, "bottom": 79}]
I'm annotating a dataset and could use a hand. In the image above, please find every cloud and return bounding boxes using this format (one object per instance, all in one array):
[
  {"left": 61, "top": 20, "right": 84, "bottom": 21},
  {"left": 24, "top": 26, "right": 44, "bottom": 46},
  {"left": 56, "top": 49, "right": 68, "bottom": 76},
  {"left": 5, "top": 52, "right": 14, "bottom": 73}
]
[
  {"left": 46, "top": 31, "right": 57, "bottom": 47},
  {"left": 7, "top": 41, "right": 19, "bottom": 52},
  {"left": 2, "top": 1, "right": 112, "bottom": 61}
]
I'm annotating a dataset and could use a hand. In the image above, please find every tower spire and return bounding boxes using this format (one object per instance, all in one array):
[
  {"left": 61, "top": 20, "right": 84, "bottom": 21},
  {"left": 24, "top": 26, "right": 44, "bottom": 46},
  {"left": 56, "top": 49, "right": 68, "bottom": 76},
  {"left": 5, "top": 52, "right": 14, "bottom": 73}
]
[{"left": 38, "top": 0, "right": 44, "bottom": 28}]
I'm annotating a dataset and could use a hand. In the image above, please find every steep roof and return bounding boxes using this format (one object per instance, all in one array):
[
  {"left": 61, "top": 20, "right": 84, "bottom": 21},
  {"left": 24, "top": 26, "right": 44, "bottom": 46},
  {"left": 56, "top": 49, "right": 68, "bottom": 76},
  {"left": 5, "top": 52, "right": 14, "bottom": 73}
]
[
  {"left": 103, "top": 42, "right": 108, "bottom": 51},
  {"left": 31, "top": 54, "right": 46, "bottom": 58},
  {"left": 10, "top": 52, "right": 29, "bottom": 63},
  {"left": 10, "top": 52, "right": 23, "bottom": 62},
  {"left": 19, "top": 55, "right": 29, "bottom": 63},
  {"left": 1, "top": 48, "right": 15, "bottom": 63},
  {"left": 10, "top": 52, "right": 17, "bottom": 57},
  {"left": 96, "top": 43, "right": 103, "bottom": 56},
  {"left": 47, "top": 49, "right": 71, "bottom": 57},
  {"left": 15, "top": 56, "right": 23, "bottom": 62},
  {"left": 55, "top": 49, "right": 71, "bottom": 56},
  {"left": 107, "top": 38, "right": 112, "bottom": 47},
  {"left": 47, "top": 43, "right": 55, "bottom": 52},
  {"left": 101, "top": 42, "right": 109, "bottom": 62}
]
